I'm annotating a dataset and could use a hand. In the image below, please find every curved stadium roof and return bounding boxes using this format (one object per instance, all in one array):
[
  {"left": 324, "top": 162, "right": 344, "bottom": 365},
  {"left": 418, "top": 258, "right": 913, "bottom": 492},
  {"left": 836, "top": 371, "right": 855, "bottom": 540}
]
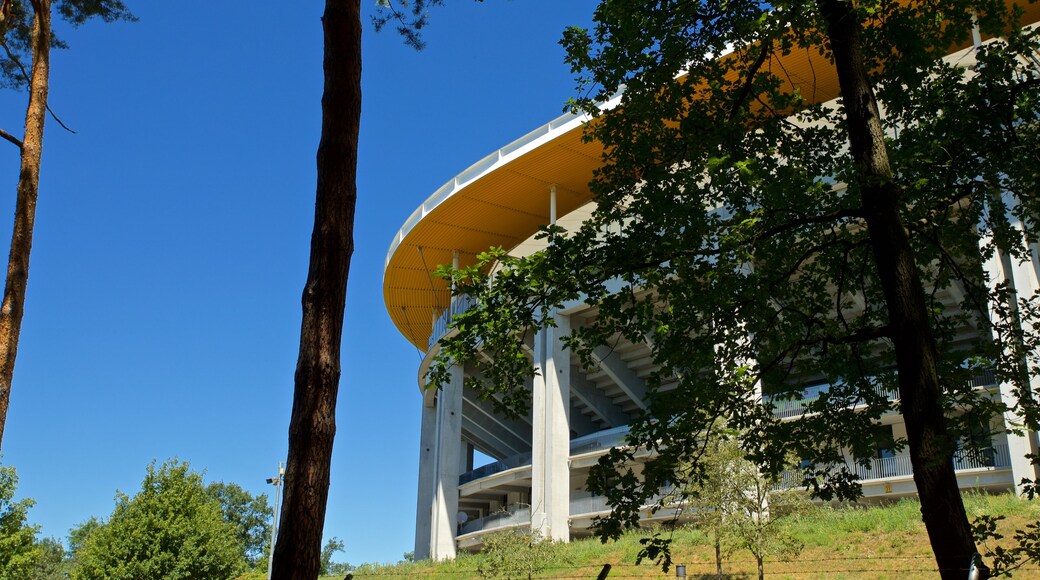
[{"left": 382, "top": 7, "right": 1039, "bottom": 350}]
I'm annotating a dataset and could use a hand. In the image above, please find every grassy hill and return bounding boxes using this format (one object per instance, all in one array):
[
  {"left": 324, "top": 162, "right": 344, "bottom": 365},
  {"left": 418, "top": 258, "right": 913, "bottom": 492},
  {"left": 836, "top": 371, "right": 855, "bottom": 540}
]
[{"left": 345, "top": 492, "right": 1040, "bottom": 579}]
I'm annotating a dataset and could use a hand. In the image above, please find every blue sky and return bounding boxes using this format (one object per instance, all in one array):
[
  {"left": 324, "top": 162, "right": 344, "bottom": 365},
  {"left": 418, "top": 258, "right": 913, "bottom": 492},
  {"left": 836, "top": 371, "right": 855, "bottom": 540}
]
[{"left": 0, "top": 0, "right": 597, "bottom": 566}]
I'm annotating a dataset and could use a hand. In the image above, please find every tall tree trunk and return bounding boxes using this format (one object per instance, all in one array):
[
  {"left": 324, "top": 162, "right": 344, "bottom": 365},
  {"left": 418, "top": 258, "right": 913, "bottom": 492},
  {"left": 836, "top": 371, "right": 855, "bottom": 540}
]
[
  {"left": 817, "top": 1, "right": 986, "bottom": 578},
  {"left": 270, "top": 0, "right": 360, "bottom": 578},
  {"left": 0, "top": 0, "right": 50, "bottom": 450}
]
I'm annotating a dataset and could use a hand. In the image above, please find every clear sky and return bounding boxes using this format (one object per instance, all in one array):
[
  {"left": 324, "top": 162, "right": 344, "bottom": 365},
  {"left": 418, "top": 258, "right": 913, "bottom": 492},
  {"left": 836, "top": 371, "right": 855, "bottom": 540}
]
[{"left": 0, "top": 0, "right": 597, "bottom": 567}]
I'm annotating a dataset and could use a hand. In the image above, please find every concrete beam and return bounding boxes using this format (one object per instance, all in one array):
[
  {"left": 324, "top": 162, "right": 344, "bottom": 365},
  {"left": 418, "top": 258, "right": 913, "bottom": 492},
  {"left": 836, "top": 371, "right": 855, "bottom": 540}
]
[
  {"left": 462, "top": 421, "right": 517, "bottom": 460},
  {"left": 592, "top": 345, "right": 648, "bottom": 410},
  {"left": 570, "top": 368, "right": 629, "bottom": 427},
  {"left": 567, "top": 400, "right": 600, "bottom": 436},
  {"left": 463, "top": 363, "right": 534, "bottom": 426},
  {"left": 462, "top": 397, "right": 531, "bottom": 456}
]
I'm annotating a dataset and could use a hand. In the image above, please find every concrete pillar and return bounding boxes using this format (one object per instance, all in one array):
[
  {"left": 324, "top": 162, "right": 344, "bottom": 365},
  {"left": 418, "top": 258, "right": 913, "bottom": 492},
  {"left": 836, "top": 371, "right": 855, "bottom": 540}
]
[
  {"left": 1004, "top": 244, "right": 1040, "bottom": 490},
  {"left": 413, "top": 394, "right": 437, "bottom": 561},
  {"left": 983, "top": 215, "right": 1040, "bottom": 494},
  {"left": 430, "top": 363, "right": 463, "bottom": 559},
  {"left": 459, "top": 442, "right": 474, "bottom": 475},
  {"left": 531, "top": 312, "right": 571, "bottom": 542}
]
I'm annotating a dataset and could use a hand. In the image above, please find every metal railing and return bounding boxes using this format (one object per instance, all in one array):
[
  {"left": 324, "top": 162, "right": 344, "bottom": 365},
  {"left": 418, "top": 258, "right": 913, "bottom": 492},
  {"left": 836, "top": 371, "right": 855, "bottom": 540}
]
[
  {"left": 776, "top": 443, "right": 1011, "bottom": 490},
  {"left": 765, "top": 382, "right": 897, "bottom": 419},
  {"left": 569, "top": 425, "right": 630, "bottom": 456},
  {"left": 458, "top": 506, "right": 531, "bottom": 536},
  {"left": 570, "top": 487, "right": 677, "bottom": 518},
  {"left": 569, "top": 495, "right": 610, "bottom": 517},
  {"left": 459, "top": 452, "right": 532, "bottom": 485},
  {"left": 459, "top": 427, "right": 631, "bottom": 486},
  {"left": 764, "top": 370, "right": 997, "bottom": 419},
  {"left": 954, "top": 443, "right": 1011, "bottom": 471},
  {"left": 428, "top": 294, "right": 476, "bottom": 350}
]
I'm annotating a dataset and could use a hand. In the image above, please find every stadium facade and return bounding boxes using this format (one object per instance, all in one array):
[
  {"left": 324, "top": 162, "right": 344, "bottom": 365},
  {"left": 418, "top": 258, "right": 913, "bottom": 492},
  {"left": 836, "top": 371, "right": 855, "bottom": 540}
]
[{"left": 383, "top": 10, "right": 1040, "bottom": 561}]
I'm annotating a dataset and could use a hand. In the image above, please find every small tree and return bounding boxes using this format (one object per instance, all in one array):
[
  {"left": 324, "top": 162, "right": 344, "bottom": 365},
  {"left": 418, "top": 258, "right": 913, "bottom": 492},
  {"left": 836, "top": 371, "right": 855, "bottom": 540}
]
[
  {"left": 726, "top": 462, "right": 811, "bottom": 580},
  {"left": 206, "top": 481, "right": 271, "bottom": 570},
  {"left": 319, "top": 536, "right": 350, "bottom": 576},
  {"left": 655, "top": 432, "right": 810, "bottom": 580},
  {"left": 671, "top": 432, "right": 748, "bottom": 579},
  {"left": 476, "top": 529, "right": 562, "bottom": 580},
  {"left": 0, "top": 462, "right": 39, "bottom": 578},
  {"left": 72, "top": 460, "right": 245, "bottom": 579}
]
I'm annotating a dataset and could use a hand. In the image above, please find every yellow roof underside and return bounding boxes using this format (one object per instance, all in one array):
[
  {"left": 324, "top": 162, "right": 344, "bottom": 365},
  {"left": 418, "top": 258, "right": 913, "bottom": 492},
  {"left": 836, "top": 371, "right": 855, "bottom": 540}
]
[{"left": 383, "top": 6, "right": 1040, "bottom": 350}]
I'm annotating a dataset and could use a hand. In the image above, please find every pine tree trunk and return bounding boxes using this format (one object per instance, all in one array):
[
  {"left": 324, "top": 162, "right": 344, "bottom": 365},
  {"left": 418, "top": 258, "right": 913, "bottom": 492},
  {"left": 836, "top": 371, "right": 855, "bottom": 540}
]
[
  {"left": 816, "top": 1, "right": 986, "bottom": 578},
  {"left": 0, "top": 0, "right": 50, "bottom": 450},
  {"left": 270, "top": 0, "right": 360, "bottom": 577}
]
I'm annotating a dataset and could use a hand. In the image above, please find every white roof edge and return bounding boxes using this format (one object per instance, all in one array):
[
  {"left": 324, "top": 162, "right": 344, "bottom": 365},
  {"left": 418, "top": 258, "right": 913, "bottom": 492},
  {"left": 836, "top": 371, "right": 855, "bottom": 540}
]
[{"left": 383, "top": 89, "right": 625, "bottom": 276}]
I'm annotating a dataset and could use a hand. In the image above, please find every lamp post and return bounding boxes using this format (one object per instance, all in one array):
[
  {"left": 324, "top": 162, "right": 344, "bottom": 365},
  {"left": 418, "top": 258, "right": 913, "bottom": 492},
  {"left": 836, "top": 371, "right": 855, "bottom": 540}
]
[{"left": 266, "top": 462, "right": 284, "bottom": 580}]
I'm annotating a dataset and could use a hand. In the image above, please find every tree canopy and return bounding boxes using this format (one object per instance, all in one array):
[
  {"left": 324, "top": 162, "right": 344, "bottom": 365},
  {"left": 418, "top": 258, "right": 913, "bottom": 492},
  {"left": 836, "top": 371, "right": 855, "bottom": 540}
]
[
  {"left": 72, "top": 460, "right": 245, "bottom": 580},
  {"left": 0, "top": 0, "right": 135, "bottom": 89},
  {"left": 206, "top": 481, "right": 271, "bottom": 570},
  {"left": 433, "top": 0, "right": 1040, "bottom": 576},
  {"left": 0, "top": 462, "right": 40, "bottom": 578}
]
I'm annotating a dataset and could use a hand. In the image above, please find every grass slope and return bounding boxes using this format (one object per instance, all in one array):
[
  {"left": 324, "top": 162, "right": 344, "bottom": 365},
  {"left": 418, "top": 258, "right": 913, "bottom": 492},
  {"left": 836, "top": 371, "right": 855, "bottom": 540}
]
[{"left": 347, "top": 493, "right": 1040, "bottom": 579}]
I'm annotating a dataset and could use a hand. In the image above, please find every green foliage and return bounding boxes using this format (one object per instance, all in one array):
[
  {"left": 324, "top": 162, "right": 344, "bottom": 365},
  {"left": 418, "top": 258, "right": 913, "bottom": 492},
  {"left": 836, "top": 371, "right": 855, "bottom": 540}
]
[
  {"left": 373, "top": 0, "right": 483, "bottom": 51},
  {"left": 205, "top": 481, "right": 270, "bottom": 569},
  {"left": 66, "top": 517, "right": 100, "bottom": 557},
  {"left": 973, "top": 507, "right": 1040, "bottom": 577},
  {"left": 0, "top": 0, "right": 135, "bottom": 90},
  {"left": 476, "top": 529, "right": 564, "bottom": 579},
  {"left": 71, "top": 459, "right": 245, "bottom": 580},
  {"left": 28, "top": 537, "right": 66, "bottom": 580},
  {"left": 319, "top": 536, "right": 351, "bottom": 576},
  {"left": 0, "top": 462, "right": 41, "bottom": 579},
  {"left": 433, "top": 0, "right": 1040, "bottom": 572},
  {"left": 656, "top": 430, "right": 809, "bottom": 575},
  {"left": 792, "top": 498, "right": 923, "bottom": 539}
]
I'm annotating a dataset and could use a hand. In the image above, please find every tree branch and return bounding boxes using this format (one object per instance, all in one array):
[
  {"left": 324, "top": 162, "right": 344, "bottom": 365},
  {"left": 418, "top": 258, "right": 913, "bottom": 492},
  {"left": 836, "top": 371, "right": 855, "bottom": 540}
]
[
  {"left": 0, "top": 36, "right": 76, "bottom": 134},
  {"left": 728, "top": 37, "right": 775, "bottom": 121},
  {"left": 756, "top": 208, "right": 863, "bottom": 242},
  {"left": 0, "top": 127, "right": 21, "bottom": 149}
]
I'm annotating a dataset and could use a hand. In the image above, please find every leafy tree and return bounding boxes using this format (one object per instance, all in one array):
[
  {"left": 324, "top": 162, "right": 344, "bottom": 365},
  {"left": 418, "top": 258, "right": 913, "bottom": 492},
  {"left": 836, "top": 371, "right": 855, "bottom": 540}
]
[
  {"left": 66, "top": 516, "right": 100, "bottom": 556},
  {"left": 476, "top": 530, "right": 562, "bottom": 580},
  {"left": 725, "top": 462, "right": 811, "bottom": 580},
  {"left": 432, "top": 0, "right": 1040, "bottom": 578},
  {"left": 319, "top": 536, "right": 350, "bottom": 576},
  {"left": 72, "top": 459, "right": 245, "bottom": 579},
  {"left": 0, "top": 0, "right": 134, "bottom": 450},
  {"left": 206, "top": 481, "right": 271, "bottom": 569},
  {"left": 666, "top": 432, "right": 747, "bottom": 579},
  {"left": 0, "top": 462, "right": 39, "bottom": 578},
  {"left": 29, "top": 537, "right": 66, "bottom": 580}
]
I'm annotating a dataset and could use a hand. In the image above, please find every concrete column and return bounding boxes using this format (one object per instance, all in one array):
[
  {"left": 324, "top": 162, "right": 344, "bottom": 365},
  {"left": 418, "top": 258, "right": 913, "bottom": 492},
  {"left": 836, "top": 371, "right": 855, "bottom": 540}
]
[
  {"left": 461, "top": 442, "right": 474, "bottom": 474},
  {"left": 430, "top": 363, "right": 463, "bottom": 559},
  {"left": 1004, "top": 244, "right": 1040, "bottom": 490},
  {"left": 413, "top": 394, "right": 437, "bottom": 561},
  {"left": 983, "top": 221, "right": 1040, "bottom": 494},
  {"left": 531, "top": 312, "right": 571, "bottom": 542}
]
